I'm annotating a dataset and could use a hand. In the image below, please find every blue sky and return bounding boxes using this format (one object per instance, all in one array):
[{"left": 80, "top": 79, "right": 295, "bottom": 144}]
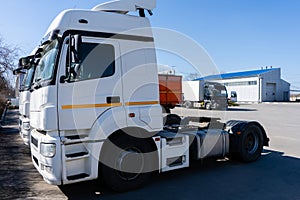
[{"left": 0, "top": 0, "right": 299, "bottom": 89}]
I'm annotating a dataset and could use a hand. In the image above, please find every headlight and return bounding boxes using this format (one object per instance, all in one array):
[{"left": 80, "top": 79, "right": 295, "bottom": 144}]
[
  {"left": 22, "top": 122, "right": 31, "bottom": 131},
  {"left": 40, "top": 143, "right": 56, "bottom": 158}
]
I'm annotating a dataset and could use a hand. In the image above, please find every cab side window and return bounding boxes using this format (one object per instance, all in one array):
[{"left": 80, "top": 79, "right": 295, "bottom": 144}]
[{"left": 68, "top": 43, "right": 115, "bottom": 82}]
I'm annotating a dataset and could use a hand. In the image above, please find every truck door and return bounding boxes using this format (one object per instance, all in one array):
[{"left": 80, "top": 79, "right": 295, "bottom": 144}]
[{"left": 57, "top": 36, "right": 125, "bottom": 131}]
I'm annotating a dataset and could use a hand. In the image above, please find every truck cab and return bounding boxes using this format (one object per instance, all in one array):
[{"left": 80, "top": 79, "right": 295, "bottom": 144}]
[
  {"left": 29, "top": 0, "right": 162, "bottom": 187},
  {"left": 18, "top": 69, "right": 33, "bottom": 145},
  {"left": 14, "top": 57, "right": 36, "bottom": 145},
  {"left": 230, "top": 91, "right": 238, "bottom": 102},
  {"left": 182, "top": 80, "right": 228, "bottom": 110},
  {"left": 203, "top": 82, "right": 228, "bottom": 110}
]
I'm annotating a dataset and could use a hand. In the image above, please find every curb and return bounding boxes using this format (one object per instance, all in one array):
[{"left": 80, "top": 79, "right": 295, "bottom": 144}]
[
  {"left": 1, "top": 106, "right": 8, "bottom": 122},
  {"left": 237, "top": 102, "right": 294, "bottom": 105}
]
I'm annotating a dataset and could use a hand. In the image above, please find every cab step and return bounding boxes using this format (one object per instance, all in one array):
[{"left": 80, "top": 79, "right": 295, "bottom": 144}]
[
  {"left": 66, "top": 152, "right": 88, "bottom": 158},
  {"left": 67, "top": 173, "right": 89, "bottom": 181}
]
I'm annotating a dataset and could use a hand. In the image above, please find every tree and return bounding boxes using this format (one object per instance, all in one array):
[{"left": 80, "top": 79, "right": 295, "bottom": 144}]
[
  {"left": 0, "top": 36, "right": 19, "bottom": 79},
  {"left": 184, "top": 72, "right": 201, "bottom": 81},
  {"left": 0, "top": 35, "right": 19, "bottom": 115}
]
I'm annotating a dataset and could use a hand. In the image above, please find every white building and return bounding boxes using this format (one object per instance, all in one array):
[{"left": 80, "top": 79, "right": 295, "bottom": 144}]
[{"left": 195, "top": 68, "right": 290, "bottom": 102}]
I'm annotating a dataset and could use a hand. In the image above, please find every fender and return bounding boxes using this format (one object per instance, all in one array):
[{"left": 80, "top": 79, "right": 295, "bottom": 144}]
[
  {"left": 86, "top": 106, "right": 160, "bottom": 179},
  {"left": 87, "top": 106, "right": 127, "bottom": 176},
  {"left": 226, "top": 120, "right": 269, "bottom": 153}
]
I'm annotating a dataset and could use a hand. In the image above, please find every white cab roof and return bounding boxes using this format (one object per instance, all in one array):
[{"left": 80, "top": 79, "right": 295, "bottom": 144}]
[{"left": 46, "top": 8, "right": 153, "bottom": 39}]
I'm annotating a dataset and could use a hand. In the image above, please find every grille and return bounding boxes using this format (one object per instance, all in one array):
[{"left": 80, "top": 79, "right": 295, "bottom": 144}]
[
  {"left": 31, "top": 136, "right": 38, "bottom": 148},
  {"left": 33, "top": 155, "right": 39, "bottom": 166}
]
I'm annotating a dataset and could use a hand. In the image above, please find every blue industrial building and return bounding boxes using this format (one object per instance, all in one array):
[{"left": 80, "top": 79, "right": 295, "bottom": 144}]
[{"left": 196, "top": 68, "right": 290, "bottom": 102}]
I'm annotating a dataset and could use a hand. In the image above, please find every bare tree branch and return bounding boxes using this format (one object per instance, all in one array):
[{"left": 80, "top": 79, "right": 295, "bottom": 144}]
[
  {"left": 0, "top": 36, "right": 19, "bottom": 77},
  {"left": 0, "top": 35, "right": 20, "bottom": 106}
]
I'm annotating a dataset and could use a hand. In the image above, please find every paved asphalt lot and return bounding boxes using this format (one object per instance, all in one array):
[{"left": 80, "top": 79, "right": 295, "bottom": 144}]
[{"left": 0, "top": 103, "right": 300, "bottom": 200}]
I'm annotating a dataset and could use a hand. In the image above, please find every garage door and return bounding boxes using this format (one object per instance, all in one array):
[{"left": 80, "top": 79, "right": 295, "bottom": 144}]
[{"left": 266, "top": 83, "right": 276, "bottom": 102}]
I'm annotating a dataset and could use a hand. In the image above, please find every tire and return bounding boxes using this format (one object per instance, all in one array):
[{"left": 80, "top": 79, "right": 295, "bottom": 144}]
[
  {"left": 165, "top": 107, "right": 171, "bottom": 114},
  {"left": 205, "top": 103, "right": 212, "bottom": 110},
  {"left": 161, "top": 106, "right": 167, "bottom": 113},
  {"left": 237, "top": 125, "right": 264, "bottom": 162},
  {"left": 164, "top": 114, "right": 181, "bottom": 126},
  {"left": 100, "top": 134, "right": 156, "bottom": 192},
  {"left": 225, "top": 105, "right": 228, "bottom": 111},
  {"left": 183, "top": 101, "right": 192, "bottom": 109}
]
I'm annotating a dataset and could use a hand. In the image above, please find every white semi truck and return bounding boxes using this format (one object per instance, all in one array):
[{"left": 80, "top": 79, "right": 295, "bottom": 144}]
[
  {"left": 13, "top": 57, "right": 36, "bottom": 145},
  {"left": 182, "top": 80, "right": 228, "bottom": 110},
  {"left": 23, "top": 0, "right": 269, "bottom": 192}
]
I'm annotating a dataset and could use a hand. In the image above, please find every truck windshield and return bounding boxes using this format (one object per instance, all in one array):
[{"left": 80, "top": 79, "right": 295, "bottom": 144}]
[
  {"left": 22, "top": 66, "right": 35, "bottom": 91},
  {"left": 33, "top": 39, "right": 59, "bottom": 84},
  {"left": 210, "top": 86, "right": 227, "bottom": 97}
]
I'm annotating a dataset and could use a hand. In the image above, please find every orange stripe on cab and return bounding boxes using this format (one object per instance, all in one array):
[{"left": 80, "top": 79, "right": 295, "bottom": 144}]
[
  {"left": 62, "top": 103, "right": 122, "bottom": 110},
  {"left": 125, "top": 101, "right": 159, "bottom": 106}
]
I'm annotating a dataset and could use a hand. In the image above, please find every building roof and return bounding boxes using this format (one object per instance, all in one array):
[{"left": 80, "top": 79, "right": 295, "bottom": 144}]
[{"left": 195, "top": 68, "right": 278, "bottom": 81}]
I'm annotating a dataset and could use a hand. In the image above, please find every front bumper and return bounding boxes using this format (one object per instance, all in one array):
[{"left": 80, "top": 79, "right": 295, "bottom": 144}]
[
  {"left": 30, "top": 129, "right": 62, "bottom": 185},
  {"left": 19, "top": 116, "right": 31, "bottom": 145}
]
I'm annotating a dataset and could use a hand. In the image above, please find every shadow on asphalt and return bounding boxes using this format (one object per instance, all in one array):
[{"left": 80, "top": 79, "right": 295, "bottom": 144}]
[
  {"left": 59, "top": 150, "right": 300, "bottom": 200},
  {"left": 0, "top": 109, "right": 34, "bottom": 199},
  {"left": 227, "top": 107, "right": 257, "bottom": 112}
]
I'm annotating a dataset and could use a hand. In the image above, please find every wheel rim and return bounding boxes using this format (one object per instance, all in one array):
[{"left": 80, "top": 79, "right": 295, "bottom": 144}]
[
  {"left": 206, "top": 103, "right": 211, "bottom": 110},
  {"left": 184, "top": 101, "right": 191, "bottom": 108},
  {"left": 116, "top": 147, "right": 144, "bottom": 181},
  {"left": 244, "top": 132, "right": 259, "bottom": 154}
]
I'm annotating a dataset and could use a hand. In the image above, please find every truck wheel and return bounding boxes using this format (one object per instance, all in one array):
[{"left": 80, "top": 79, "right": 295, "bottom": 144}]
[
  {"left": 183, "top": 101, "right": 192, "bottom": 109},
  {"left": 164, "top": 114, "right": 181, "bottom": 126},
  {"left": 237, "top": 125, "right": 264, "bottom": 162},
  {"left": 205, "top": 103, "right": 212, "bottom": 110},
  {"left": 100, "top": 135, "right": 155, "bottom": 192}
]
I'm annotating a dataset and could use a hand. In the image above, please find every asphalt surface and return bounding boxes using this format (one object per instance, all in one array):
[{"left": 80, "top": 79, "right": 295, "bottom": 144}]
[
  {"left": 0, "top": 109, "right": 66, "bottom": 200},
  {"left": 0, "top": 104, "right": 300, "bottom": 200}
]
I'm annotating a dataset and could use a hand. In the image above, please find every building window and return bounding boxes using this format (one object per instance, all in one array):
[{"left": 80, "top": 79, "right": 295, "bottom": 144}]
[
  {"left": 223, "top": 81, "right": 257, "bottom": 87},
  {"left": 248, "top": 81, "right": 257, "bottom": 85}
]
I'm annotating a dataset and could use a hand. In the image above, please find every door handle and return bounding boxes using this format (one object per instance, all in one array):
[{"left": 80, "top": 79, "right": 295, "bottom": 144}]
[{"left": 106, "top": 96, "right": 120, "bottom": 104}]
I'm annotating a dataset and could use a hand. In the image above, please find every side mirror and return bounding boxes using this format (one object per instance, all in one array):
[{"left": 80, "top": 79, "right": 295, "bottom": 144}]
[
  {"left": 63, "top": 34, "right": 82, "bottom": 82},
  {"left": 70, "top": 34, "right": 82, "bottom": 63},
  {"left": 35, "top": 47, "right": 44, "bottom": 59},
  {"left": 13, "top": 67, "right": 25, "bottom": 75},
  {"left": 60, "top": 75, "right": 67, "bottom": 83},
  {"left": 19, "top": 55, "right": 35, "bottom": 68},
  {"left": 19, "top": 57, "right": 30, "bottom": 67}
]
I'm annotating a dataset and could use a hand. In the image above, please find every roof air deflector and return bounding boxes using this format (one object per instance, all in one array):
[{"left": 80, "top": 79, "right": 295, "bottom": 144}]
[{"left": 92, "top": 0, "right": 156, "bottom": 16}]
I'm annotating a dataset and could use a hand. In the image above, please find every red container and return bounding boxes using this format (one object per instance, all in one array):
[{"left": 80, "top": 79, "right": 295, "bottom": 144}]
[{"left": 158, "top": 74, "right": 183, "bottom": 109}]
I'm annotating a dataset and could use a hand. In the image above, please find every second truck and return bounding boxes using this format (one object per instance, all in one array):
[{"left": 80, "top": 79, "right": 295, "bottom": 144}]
[
  {"left": 13, "top": 56, "right": 36, "bottom": 145},
  {"left": 21, "top": 0, "right": 269, "bottom": 192},
  {"left": 183, "top": 80, "right": 228, "bottom": 110}
]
